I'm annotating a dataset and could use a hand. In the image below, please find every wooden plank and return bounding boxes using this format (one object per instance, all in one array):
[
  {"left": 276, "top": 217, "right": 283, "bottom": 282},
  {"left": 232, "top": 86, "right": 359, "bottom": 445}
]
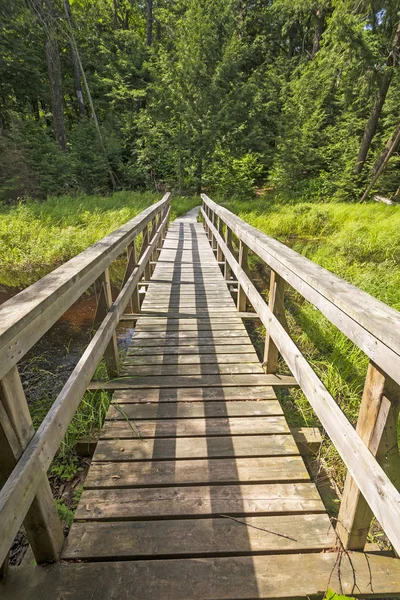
[
  {"left": 202, "top": 194, "right": 400, "bottom": 387},
  {"left": 291, "top": 427, "right": 322, "bottom": 456},
  {"left": 106, "top": 400, "right": 283, "bottom": 420},
  {"left": 4, "top": 552, "right": 400, "bottom": 599},
  {"left": 75, "top": 483, "right": 325, "bottom": 520},
  {"left": 0, "top": 194, "right": 170, "bottom": 380},
  {"left": 84, "top": 456, "right": 308, "bottom": 488},
  {"left": 123, "top": 353, "right": 259, "bottom": 366},
  {"left": 88, "top": 374, "right": 298, "bottom": 390},
  {"left": 100, "top": 416, "right": 290, "bottom": 438},
  {"left": 203, "top": 206, "right": 400, "bottom": 555},
  {"left": 131, "top": 332, "right": 253, "bottom": 350},
  {"left": 127, "top": 344, "right": 258, "bottom": 356},
  {"left": 62, "top": 514, "right": 334, "bottom": 560},
  {"left": 121, "top": 311, "right": 259, "bottom": 320},
  {"left": 120, "top": 363, "right": 264, "bottom": 376},
  {"left": 93, "top": 434, "right": 299, "bottom": 461},
  {"left": 112, "top": 386, "right": 277, "bottom": 402},
  {"left": 133, "top": 323, "right": 247, "bottom": 332},
  {"left": 131, "top": 330, "right": 249, "bottom": 340}
]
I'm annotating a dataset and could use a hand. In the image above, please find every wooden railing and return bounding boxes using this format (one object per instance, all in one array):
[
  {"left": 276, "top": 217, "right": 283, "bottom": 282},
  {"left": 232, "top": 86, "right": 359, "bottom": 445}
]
[
  {"left": 201, "top": 194, "right": 400, "bottom": 555},
  {"left": 0, "top": 194, "right": 170, "bottom": 571}
]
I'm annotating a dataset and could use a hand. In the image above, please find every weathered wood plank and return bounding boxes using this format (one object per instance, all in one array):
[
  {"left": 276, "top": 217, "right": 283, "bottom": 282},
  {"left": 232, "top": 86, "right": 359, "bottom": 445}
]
[
  {"left": 75, "top": 483, "right": 325, "bottom": 520},
  {"left": 134, "top": 323, "right": 246, "bottom": 332},
  {"left": 84, "top": 456, "right": 308, "bottom": 488},
  {"left": 131, "top": 330, "right": 249, "bottom": 340},
  {"left": 62, "top": 514, "right": 334, "bottom": 560},
  {"left": 88, "top": 374, "right": 298, "bottom": 390},
  {"left": 100, "top": 416, "right": 290, "bottom": 438},
  {"left": 130, "top": 336, "right": 252, "bottom": 347},
  {"left": 127, "top": 344, "right": 258, "bottom": 356},
  {"left": 93, "top": 434, "right": 299, "bottom": 461},
  {"left": 106, "top": 400, "right": 283, "bottom": 420},
  {"left": 4, "top": 552, "right": 400, "bottom": 599},
  {"left": 123, "top": 353, "right": 259, "bottom": 366},
  {"left": 120, "top": 363, "right": 264, "bottom": 376},
  {"left": 112, "top": 386, "right": 277, "bottom": 402}
]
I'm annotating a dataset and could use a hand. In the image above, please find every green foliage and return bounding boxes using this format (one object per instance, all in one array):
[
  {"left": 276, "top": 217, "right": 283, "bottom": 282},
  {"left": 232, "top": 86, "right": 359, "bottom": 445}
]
[
  {"left": 0, "top": 192, "right": 197, "bottom": 287},
  {"left": 1, "top": 0, "right": 399, "bottom": 198},
  {"left": 324, "top": 589, "right": 355, "bottom": 600}
]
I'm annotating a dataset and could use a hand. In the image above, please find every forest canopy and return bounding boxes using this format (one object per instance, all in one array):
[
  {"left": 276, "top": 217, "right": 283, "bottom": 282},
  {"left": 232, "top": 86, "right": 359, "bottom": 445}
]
[{"left": 1, "top": 0, "right": 399, "bottom": 202}]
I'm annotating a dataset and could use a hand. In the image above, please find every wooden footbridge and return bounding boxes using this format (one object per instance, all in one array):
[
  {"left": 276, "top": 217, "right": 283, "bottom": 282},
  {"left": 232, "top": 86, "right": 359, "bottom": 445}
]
[{"left": 1, "top": 194, "right": 400, "bottom": 598}]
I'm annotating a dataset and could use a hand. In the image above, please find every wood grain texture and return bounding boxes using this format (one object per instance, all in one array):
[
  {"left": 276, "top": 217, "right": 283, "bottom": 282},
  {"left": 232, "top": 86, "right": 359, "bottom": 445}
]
[
  {"left": 75, "top": 483, "right": 325, "bottom": 520},
  {"left": 4, "top": 552, "right": 400, "bottom": 599},
  {"left": 100, "top": 416, "right": 290, "bottom": 438},
  {"left": 62, "top": 514, "right": 335, "bottom": 559},
  {"left": 84, "top": 456, "right": 309, "bottom": 488},
  {"left": 93, "top": 434, "right": 299, "bottom": 461}
]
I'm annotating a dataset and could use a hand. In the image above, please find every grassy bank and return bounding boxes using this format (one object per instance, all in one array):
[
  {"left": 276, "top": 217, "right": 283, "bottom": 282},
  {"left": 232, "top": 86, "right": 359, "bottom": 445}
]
[
  {"left": 221, "top": 196, "right": 400, "bottom": 493},
  {"left": 0, "top": 192, "right": 198, "bottom": 287}
]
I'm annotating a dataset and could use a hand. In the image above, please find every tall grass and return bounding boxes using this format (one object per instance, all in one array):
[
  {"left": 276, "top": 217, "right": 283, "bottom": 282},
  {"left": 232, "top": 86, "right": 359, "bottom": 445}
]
[
  {"left": 222, "top": 195, "right": 400, "bottom": 490},
  {"left": 0, "top": 192, "right": 199, "bottom": 287}
]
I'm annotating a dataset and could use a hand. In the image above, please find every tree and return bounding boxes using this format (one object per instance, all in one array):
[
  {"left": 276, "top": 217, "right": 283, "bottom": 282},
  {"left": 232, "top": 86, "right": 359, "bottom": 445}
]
[
  {"left": 28, "top": 0, "right": 67, "bottom": 151},
  {"left": 354, "top": 21, "right": 400, "bottom": 175}
]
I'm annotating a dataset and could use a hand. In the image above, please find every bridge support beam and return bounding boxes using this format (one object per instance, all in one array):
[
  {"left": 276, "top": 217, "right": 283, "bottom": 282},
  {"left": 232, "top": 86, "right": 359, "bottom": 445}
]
[
  {"left": 337, "top": 361, "right": 400, "bottom": 550},
  {"left": 0, "top": 367, "right": 64, "bottom": 575},
  {"left": 263, "top": 271, "right": 289, "bottom": 374}
]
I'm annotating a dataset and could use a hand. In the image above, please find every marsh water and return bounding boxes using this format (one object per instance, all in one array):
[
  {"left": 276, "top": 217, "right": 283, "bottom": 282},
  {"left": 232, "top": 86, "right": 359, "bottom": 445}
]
[{"left": 0, "top": 284, "right": 134, "bottom": 408}]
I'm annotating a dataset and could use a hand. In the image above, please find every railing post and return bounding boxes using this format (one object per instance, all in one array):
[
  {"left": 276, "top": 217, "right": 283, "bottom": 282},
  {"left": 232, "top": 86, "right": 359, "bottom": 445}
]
[
  {"left": 123, "top": 241, "right": 140, "bottom": 315},
  {"left": 93, "top": 268, "right": 119, "bottom": 377},
  {"left": 337, "top": 362, "right": 400, "bottom": 550},
  {"left": 140, "top": 223, "right": 151, "bottom": 282},
  {"left": 149, "top": 216, "right": 157, "bottom": 275},
  {"left": 0, "top": 367, "right": 64, "bottom": 571},
  {"left": 224, "top": 227, "right": 233, "bottom": 281},
  {"left": 263, "top": 270, "right": 289, "bottom": 373},
  {"left": 237, "top": 240, "right": 250, "bottom": 311},
  {"left": 217, "top": 216, "right": 223, "bottom": 263}
]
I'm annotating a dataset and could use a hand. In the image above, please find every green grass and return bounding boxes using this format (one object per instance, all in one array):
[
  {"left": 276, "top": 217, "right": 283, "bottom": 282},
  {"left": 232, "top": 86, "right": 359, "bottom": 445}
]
[
  {"left": 221, "top": 194, "right": 400, "bottom": 491},
  {"left": 0, "top": 192, "right": 199, "bottom": 287}
]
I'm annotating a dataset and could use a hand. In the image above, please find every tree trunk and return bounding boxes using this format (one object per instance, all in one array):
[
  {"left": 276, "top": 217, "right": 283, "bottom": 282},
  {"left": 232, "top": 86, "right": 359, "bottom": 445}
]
[
  {"left": 311, "top": 8, "right": 325, "bottom": 58},
  {"left": 146, "top": 0, "right": 153, "bottom": 47},
  {"left": 45, "top": 27, "right": 67, "bottom": 151},
  {"left": 29, "top": 0, "right": 67, "bottom": 151},
  {"left": 354, "top": 22, "right": 400, "bottom": 175},
  {"left": 64, "top": 2, "right": 117, "bottom": 190},
  {"left": 65, "top": 0, "right": 85, "bottom": 117},
  {"left": 361, "top": 122, "right": 400, "bottom": 201}
]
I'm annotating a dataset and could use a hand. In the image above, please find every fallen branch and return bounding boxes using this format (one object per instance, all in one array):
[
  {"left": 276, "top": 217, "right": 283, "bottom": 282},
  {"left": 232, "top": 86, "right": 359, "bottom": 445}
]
[{"left": 220, "top": 514, "right": 298, "bottom": 542}]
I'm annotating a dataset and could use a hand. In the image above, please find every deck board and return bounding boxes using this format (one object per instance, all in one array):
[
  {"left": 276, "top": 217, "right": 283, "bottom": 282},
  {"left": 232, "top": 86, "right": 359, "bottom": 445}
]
[{"left": 65, "top": 210, "right": 336, "bottom": 587}]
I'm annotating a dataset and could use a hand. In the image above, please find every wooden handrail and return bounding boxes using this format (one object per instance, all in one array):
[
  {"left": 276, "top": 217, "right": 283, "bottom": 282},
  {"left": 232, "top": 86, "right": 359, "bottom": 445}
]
[
  {"left": 201, "top": 194, "right": 400, "bottom": 387},
  {"left": 201, "top": 195, "right": 400, "bottom": 556},
  {"left": 0, "top": 196, "right": 170, "bottom": 569},
  {"left": 0, "top": 193, "right": 170, "bottom": 381}
]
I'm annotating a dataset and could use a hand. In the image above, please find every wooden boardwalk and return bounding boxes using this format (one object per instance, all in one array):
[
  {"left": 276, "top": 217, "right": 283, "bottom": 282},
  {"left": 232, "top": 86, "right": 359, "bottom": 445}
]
[
  {"left": 2, "top": 199, "right": 400, "bottom": 598},
  {"left": 62, "top": 210, "right": 336, "bottom": 563}
]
